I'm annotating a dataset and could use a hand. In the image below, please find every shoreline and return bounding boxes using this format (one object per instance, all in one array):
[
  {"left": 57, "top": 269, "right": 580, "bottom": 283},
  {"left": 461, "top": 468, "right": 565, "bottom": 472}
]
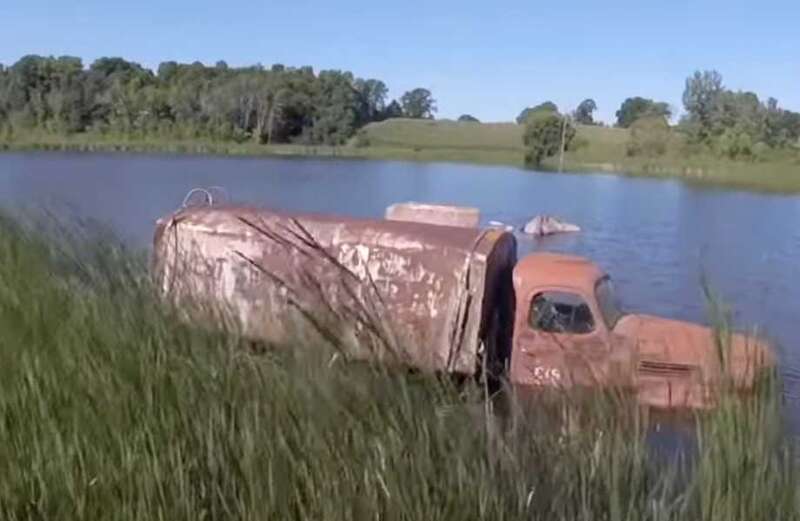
[{"left": 2, "top": 138, "right": 799, "bottom": 194}]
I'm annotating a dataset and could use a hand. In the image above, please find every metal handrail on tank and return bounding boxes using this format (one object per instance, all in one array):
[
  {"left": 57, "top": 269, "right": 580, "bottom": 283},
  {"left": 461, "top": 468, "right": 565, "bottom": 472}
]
[{"left": 181, "top": 186, "right": 230, "bottom": 209}]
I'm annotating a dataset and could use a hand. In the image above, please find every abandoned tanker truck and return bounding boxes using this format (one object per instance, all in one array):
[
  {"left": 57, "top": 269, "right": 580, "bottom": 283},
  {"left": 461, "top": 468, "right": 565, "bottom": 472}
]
[{"left": 153, "top": 202, "right": 774, "bottom": 410}]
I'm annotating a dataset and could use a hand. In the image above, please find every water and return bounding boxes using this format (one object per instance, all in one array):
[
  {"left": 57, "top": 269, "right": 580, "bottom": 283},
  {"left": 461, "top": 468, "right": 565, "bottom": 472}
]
[{"left": 1, "top": 151, "right": 799, "bottom": 412}]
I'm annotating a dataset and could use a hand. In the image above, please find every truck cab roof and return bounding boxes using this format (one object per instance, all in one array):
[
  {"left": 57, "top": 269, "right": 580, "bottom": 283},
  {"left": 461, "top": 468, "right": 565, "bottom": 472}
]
[{"left": 513, "top": 252, "right": 606, "bottom": 296}]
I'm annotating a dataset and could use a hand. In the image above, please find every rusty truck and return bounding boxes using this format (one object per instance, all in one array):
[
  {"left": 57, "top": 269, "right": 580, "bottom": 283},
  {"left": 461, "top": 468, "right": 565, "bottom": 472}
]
[{"left": 153, "top": 201, "right": 774, "bottom": 410}]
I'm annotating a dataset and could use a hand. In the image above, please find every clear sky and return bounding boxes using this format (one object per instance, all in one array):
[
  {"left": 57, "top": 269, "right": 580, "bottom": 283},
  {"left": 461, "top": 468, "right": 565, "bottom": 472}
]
[{"left": 1, "top": 0, "right": 798, "bottom": 124}]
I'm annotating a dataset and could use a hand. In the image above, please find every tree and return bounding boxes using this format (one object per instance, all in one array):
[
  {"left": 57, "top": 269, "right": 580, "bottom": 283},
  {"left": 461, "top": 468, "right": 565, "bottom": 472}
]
[
  {"left": 311, "top": 70, "right": 360, "bottom": 145},
  {"left": 523, "top": 110, "right": 575, "bottom": 166},
  {"left": 677, "top": 70, "right": 800, "bottom": 152},
  {"left": 382, "top": 99, "right": 403, "bottom": 120},
  {"left": 516, "top": 102, "right": 558, "bottom": 124},
  {"left": 400, "top": 88, "right": 436, "bottom": 119},
  {"left": 574, "top": 99, "right": 597, "bottom": 125},
  {"left": 765, "top": 106, "right": 800, "bottom": 148},
  {"left": 157, "top": 61, "right": 179, "bottom": 82},
  {"left": 90, "top": 57, "right": 146, "bottom": 78},
  {"left": 682, "top": 70, "right": 724, "bottom": 141},
  {"left": 626, "top": 115, "right": 670, "bottom": 157},
  {"left": 710, "top": 90, "right": 764, "bottom": 143},
  {"left": 355, "top": 78, "right": 388, "bottom": 123},
  {"left": 46, "top": 57, "right": 88, "bottom": 133},
  {"left": 458, "top": 114, "right": 479, "bottom": 123},
  {"left": 615, "top": 97, "right": 671, "bottom": 128}
]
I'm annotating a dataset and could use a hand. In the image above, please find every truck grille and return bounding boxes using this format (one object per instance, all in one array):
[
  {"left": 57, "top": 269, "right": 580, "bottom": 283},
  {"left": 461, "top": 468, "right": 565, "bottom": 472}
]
[{"left": 638, "top": 360, "right": 694, "bottom": 377}]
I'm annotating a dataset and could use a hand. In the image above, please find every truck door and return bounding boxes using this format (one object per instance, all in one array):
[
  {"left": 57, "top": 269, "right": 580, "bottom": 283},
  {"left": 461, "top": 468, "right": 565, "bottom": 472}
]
[{"left": 511, "top": 289, "right": 610, "bottom": 388}]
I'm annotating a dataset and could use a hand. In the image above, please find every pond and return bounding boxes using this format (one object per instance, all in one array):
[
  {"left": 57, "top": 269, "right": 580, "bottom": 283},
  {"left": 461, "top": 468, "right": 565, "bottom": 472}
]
[{"left": 1, "top": 151, "right": 799, "bottom": 427}]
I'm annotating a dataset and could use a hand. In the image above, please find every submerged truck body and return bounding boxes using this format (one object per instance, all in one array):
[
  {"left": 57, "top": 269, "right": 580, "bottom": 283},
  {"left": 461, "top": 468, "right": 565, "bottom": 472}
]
[
  {"left": 153, "top": 203, "right": 774, "bottom": 410},
  {"left": 154, "top": 205, "right": 516, "bottom": 376}
]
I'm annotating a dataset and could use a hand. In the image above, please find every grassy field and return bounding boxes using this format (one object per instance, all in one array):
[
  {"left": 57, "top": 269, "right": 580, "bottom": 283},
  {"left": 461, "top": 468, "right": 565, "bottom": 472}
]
[
  {"left": 0, "top": 212, "right": 795, "bottom": 519},
  {"left": 355, "top": 119, "right": 800, "bottom": 193}
]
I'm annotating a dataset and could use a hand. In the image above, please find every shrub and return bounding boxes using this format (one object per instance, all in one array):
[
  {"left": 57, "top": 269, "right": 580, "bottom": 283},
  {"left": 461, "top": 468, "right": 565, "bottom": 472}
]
[
  {"left": 717, "top": 128, "right": 754, "bottom": 159},
  {"left": 523, "top": 111, "right": 575, "bottom": 166},
  {"left": 626, "top": 115, "right": 670, "bottom": 157}
]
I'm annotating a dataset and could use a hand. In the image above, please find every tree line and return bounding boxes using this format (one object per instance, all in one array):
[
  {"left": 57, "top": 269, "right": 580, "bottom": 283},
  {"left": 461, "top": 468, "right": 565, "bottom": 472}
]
[
  {"left": 681, "top": 70, "right": 800, "bottom": 158},
  {"left": 519, "top": 69, "right": 800, "bottom": 165},
  {"left": 0, "top": 55, "right": 438, "bottom": 145},
  {"left": 2, "top": 56, "right": 798, "bottom": 164}
]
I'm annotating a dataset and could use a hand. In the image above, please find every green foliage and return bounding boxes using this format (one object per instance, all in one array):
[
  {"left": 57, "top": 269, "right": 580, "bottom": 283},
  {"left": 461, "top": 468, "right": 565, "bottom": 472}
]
[
  {"left": 355, "top": 78, "right": 388, "bottom": 122},
  {"left": 383, "top": 99, "right": 404, "bottom": 120},
  {"left": 311, "top": 70, "right": 360, "bottom": 145},
  {"left": 765, "top": 103, "right": 800, "bottom": 148},
  {"left": 681, "top": 70, "right": 800, "bottom": 155},
  {"left": 626, "top": 115, "right": 671, "bottom": 157},
  {"left": 458, "top": 114, "right": 479, "bottom": 123},
  {"left": 0, "top": 55, "right": 398, "bottom": 146},
  {"left": 753, "top": 141, "right": 770, "bottom": 160},
  {"left": 682, "top": 70, "right": 724, "bottom": 141},
  {"left": 574, "top": 98, "right": 597, "bottom": 125},
  {"left": 523, "top": 111, "right": 575, "bottom": 166},
  {"left": 516, "top": 101, "right": 558, "bottom": 124},
  {"left": 400, "top": 88, "right": 437, "bottom": 119},
  {"left": 717, "top": 127, "right": 754, "bottom": 160},
  {"left": 615, "top": 97, "right": 671, "bottom": 128}
]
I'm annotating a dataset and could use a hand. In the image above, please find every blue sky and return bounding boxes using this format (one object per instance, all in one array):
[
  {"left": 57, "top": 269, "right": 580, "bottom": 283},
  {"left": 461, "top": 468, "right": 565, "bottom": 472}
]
[{"left": 1, "top": 0, "right": 798, "bottom": 123}]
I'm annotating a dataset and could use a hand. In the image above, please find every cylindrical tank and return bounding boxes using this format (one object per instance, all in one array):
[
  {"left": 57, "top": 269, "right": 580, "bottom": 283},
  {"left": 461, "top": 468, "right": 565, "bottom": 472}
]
[{"left": 153, "top": 205, "right": 517, "bottom": 376}]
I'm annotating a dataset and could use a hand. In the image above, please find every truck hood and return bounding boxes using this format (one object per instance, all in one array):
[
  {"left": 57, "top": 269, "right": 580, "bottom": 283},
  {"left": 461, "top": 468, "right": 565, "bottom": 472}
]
[{"left": 614, "top": 314, "right": 774, "bottom": 387}]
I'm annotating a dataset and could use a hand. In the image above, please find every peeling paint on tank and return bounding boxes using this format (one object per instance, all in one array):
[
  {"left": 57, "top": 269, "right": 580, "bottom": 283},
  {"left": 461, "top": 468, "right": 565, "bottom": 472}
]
[{"left": 153, "top": 205, "right": 518, "bottom": 377}]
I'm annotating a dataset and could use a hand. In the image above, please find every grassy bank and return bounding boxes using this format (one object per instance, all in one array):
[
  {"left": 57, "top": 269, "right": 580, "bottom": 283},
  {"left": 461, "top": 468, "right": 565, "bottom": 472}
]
[
  {"left": 3, "top": 121, "right": 799, "bottom": 192},
  {"left": 357, "top": 119, "right": 800, "bottom": 193},
  {"left": 0, "top": 131, "right": 351, "bottom": 159},
  {"left": 0, "top": 213, "right": 795, "bottom": 519}
]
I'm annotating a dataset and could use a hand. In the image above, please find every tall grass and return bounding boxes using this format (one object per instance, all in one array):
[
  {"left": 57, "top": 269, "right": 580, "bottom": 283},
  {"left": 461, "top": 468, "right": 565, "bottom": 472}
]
[
  {"left": 0, "top": 213, "right": 794, "bottom": 519},
  {"left": 0, "top": 130, "right": 351, "bottom": 159}
]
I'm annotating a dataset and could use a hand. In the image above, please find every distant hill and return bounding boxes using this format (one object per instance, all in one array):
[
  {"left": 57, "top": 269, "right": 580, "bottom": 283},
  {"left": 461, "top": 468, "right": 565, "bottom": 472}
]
[
  {"left": 357, "top": 118, "right": 525, "bottom": 152},
  {"left": 355, "top": 118, "right": 631, "bottom": 167}
]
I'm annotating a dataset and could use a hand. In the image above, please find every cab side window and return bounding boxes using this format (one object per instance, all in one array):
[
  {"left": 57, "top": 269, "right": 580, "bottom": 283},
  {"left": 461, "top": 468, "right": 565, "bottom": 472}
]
[{"left": 529, "top": 292, "right": 595, "bottom": 334}]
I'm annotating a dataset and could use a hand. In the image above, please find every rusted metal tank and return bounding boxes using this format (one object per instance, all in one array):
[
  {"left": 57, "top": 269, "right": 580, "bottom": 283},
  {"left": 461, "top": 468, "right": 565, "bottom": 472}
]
[
  {"left": 153, "top": 205, "right": 517, "bottom": 376},
  {"left": 385, "top": 202, "right": 481, "bottom": 228}
]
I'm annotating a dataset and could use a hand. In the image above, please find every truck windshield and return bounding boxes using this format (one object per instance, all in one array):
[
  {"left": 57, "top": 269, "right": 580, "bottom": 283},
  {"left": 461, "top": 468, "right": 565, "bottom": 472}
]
[{"left": 595, "top": 277, "right": 624, "bottom": 329}]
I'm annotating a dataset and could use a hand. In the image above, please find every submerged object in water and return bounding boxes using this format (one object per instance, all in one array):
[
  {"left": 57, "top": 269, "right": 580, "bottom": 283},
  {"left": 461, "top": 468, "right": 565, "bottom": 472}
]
[
  {"left": 385, "top": 202, "right": 480, "bottom": 228},
  {"left": 523, "top": 215, "right": 581, "bottom": 236}
]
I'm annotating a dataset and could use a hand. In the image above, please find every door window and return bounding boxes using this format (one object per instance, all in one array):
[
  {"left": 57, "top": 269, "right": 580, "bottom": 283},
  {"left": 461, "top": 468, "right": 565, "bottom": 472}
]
[
  {"left": 529, "top": 292, "right": 595, "bottom": 334},
  {"left": 595, "top": 276, "right": 624, "bottom": 329}
]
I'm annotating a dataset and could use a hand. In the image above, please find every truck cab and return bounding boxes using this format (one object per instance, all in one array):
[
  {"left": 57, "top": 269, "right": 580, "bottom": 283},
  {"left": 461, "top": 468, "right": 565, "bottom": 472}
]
[
  {"left": 509, "top": 253, "right": 774, "bottom": 409},
  {"left": 510, "top": 253, "right": 635, "bottom": 389}
]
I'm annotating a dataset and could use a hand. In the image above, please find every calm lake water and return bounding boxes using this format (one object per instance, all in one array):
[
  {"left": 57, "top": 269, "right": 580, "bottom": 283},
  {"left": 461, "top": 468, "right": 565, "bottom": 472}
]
[{"left": 1, "top": 151, "right": 799, "bottom": 421}]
